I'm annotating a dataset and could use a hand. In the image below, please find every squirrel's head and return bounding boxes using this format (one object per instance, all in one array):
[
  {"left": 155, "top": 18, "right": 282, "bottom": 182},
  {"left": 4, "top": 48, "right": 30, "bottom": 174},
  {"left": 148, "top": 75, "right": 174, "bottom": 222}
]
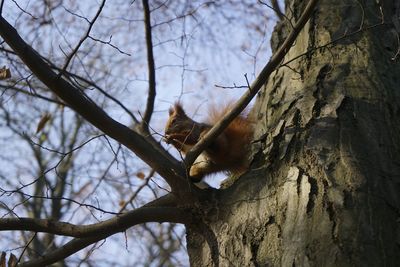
[{"left": 164, "top": 103, "right": 198, "bottom": 146}]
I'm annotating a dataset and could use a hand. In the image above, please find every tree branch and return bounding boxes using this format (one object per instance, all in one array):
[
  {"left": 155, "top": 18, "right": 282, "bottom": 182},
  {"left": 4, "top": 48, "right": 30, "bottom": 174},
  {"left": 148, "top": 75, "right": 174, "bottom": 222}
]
[
  {"left": 184, "top": 0, "right": 319, "bottom": 166},
  {"left": 0, "top": 194, "right": 185, "bottom": 238},
  {"left": 0, "top": 16, "right": 187, "bottom": 192},
  {"left": 7, "top": 194, "right": 188, "bottom": 267},
  {"left": 19, "top": 234, "right": 108, "bottom": 267},
  {"left": 259, "top": 0, "right": 284, "bottom": 21},
  {"left": 141, "top": 0, "right": 157, "bottom": 131},
  {"left": 0, "top": 84, "right": 66, "bottom": 105},
  {"left": 61, "top": 0, "right": 106, "bottom": 72}
]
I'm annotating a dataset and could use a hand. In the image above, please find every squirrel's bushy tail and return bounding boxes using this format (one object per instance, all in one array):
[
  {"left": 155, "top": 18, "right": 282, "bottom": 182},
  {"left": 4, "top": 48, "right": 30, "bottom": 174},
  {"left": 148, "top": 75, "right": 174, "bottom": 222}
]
[{"left": 206, "top": 102, "right": 254, "bottom": 174}]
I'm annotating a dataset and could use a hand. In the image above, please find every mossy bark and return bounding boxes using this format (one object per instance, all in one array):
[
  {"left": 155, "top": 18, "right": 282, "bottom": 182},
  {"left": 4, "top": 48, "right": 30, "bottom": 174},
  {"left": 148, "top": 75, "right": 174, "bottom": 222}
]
[{"left": 186, "top": 0, "right": 400, "bottom": 266}]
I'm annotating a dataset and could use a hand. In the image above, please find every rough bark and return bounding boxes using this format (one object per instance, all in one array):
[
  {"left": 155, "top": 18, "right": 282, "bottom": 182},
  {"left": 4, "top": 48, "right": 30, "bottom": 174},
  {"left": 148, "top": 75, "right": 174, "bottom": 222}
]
[{"left": 186, "top": 0, "right": 400, "bottom": 266}]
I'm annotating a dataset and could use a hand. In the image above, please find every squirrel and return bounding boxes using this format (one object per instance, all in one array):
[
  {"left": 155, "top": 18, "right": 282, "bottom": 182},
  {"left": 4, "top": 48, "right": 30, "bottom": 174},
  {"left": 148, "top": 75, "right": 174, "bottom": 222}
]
[{"left": 164, "top": 102, "right": 253, "bottom": 182}]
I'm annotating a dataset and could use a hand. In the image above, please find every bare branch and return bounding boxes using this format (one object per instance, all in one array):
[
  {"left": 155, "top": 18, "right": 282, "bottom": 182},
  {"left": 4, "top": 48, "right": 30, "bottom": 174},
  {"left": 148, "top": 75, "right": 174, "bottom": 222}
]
[
  {"left": 259, "top": 0, "right": 284, "bottom": 21},
  {"left": 0, "top": 84, "right": 65, "bottom": 105},
  {"left": 185, "top": 0, "right": 319, "bottom": 166},
  {"left": 119, "top": 169, "right": 155, "bottom": 213},
  {"left": 87, "top": 35, "right": 131, "bottom": 56},
  {"left": 141, "top": 0, "right": 157, "bottom": 131},
  {"left": 0, "top": 194, "right": 185, "bottom": 238},
  {"left": 14, "top": 194, "right": 187, "bottom": 267},
  {"left": 19, "top": 235, "right": 107, "bottom": 267},
  {"left": 61, "top": 0, "right": 106, "bottom": 72},
  {"left": 9, "top": 0, "right": 37, "bottom": 19},
  {"left": 270, "top": 0, "right": 283, "bottom": 20},
  {"left": 16, "top": 233, "right": 36, "bottom": 265}
]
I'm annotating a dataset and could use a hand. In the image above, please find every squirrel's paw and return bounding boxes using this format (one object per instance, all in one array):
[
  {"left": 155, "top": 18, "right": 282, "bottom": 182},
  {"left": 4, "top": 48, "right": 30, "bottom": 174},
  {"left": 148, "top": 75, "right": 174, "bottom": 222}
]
[
  {"left": 189, "top": 154, "right": 210, "bottom": 182},
  {"left": 189, "top": 166, "right": 204, "bottom": 182}
]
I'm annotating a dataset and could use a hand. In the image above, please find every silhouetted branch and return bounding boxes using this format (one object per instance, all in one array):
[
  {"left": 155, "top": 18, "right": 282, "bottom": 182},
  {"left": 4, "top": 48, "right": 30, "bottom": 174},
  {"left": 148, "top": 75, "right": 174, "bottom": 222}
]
[
  {"left": 0, "top": 194, "right": 185, "bottom": 238},
  {"left": 141, "top": 0, "right": 157, "bottom": 131},
  {"left": 14, "top": 194, "right": 185, "bottom": 267},
  {"left": 61, "top": 0, "right": 106, "bottom": 72},
  {"left": 259, "top": 0, "right": 284, "bottom": 21}
]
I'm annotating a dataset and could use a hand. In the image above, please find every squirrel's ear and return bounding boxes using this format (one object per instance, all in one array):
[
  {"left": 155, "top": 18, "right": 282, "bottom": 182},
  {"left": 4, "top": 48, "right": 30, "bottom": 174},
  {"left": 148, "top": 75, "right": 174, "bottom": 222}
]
[
  {"left": 169, "top": 106, "right": 174, "bottom": 115},
  {"left": 173, "top": 103, "right": 185, "bottom": 115}
]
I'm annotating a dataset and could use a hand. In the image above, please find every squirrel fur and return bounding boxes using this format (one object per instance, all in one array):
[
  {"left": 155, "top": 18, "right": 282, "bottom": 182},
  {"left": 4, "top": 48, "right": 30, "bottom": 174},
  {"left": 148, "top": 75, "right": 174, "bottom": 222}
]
[{"left": 164, "top": 102, "right": 253, "bottom": 182}]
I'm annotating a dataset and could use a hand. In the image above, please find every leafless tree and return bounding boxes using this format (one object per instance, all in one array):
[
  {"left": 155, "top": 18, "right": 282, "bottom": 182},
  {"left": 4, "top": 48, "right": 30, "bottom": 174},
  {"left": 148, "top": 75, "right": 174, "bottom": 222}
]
[{"left": 1, "top": 0, "right": 399, "bottom": 266}]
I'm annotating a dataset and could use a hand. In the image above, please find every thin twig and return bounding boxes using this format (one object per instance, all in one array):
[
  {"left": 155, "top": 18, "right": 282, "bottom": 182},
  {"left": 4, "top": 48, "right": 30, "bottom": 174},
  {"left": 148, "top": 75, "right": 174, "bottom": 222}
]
[
  {"left": 17, "top": 232, "right": 36, "bottom": 265},
  {"left": 61, "top": 0, "right": 106, "bottom": 73},
  {"left": 0, "top": 84, "right": 66, "bottom": 105},
  {"left": 118, "top": 169, "right": 155, "bottom": 213},
  {"left": 87, "top": 35, "right": 131, "bottom": 56},
  {"left": 259, "top": 0, "right": 285, "bottom": 22}
]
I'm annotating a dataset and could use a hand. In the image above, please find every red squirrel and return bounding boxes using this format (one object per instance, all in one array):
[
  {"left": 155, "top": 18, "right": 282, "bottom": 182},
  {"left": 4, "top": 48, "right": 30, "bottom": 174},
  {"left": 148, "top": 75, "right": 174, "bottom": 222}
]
[{"left": 164, "top": 103, "right": 253, "bottom": 182}]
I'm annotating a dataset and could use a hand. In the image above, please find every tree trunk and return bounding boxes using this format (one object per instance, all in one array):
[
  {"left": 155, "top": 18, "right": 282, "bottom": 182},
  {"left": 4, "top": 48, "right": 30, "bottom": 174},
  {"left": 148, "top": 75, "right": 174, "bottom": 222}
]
[{"left": 186, "top": 0, "right": 400, "bottom": 266}]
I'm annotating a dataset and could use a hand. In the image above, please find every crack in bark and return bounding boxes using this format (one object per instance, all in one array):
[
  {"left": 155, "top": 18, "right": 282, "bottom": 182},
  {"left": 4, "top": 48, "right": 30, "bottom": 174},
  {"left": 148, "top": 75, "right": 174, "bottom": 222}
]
[
  {"left": 294, "top": 166, "right": 318, "bottom": 214},
  {"left": 250, "top": 242, "right": 260, "bottom": 267},
  {"left": 269, "top": 75, "right": 284, "bottom": 102},
  {"left": 322, "top": 180, "right": 338, "bottom": 242},
  {"left": 343, "top": 189, "right": 354, "bottom": 209},
  {"left": 249, "top": 217, "right": 275, "bottom": 267},
  {"left": 296, "top": 168, "right": 302, "bottom": 196},
  {"left": 266, "top": 120, "right": 287, "bottom": 166},
  {"left": 201, "top": 223, "right": 219, "bottom": 267},
  {"left": 306, "top": 176, "right": 318, "bottom": 214},
  {"left": 312, "top": 64, "right": 333, "bottom": 118}
]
